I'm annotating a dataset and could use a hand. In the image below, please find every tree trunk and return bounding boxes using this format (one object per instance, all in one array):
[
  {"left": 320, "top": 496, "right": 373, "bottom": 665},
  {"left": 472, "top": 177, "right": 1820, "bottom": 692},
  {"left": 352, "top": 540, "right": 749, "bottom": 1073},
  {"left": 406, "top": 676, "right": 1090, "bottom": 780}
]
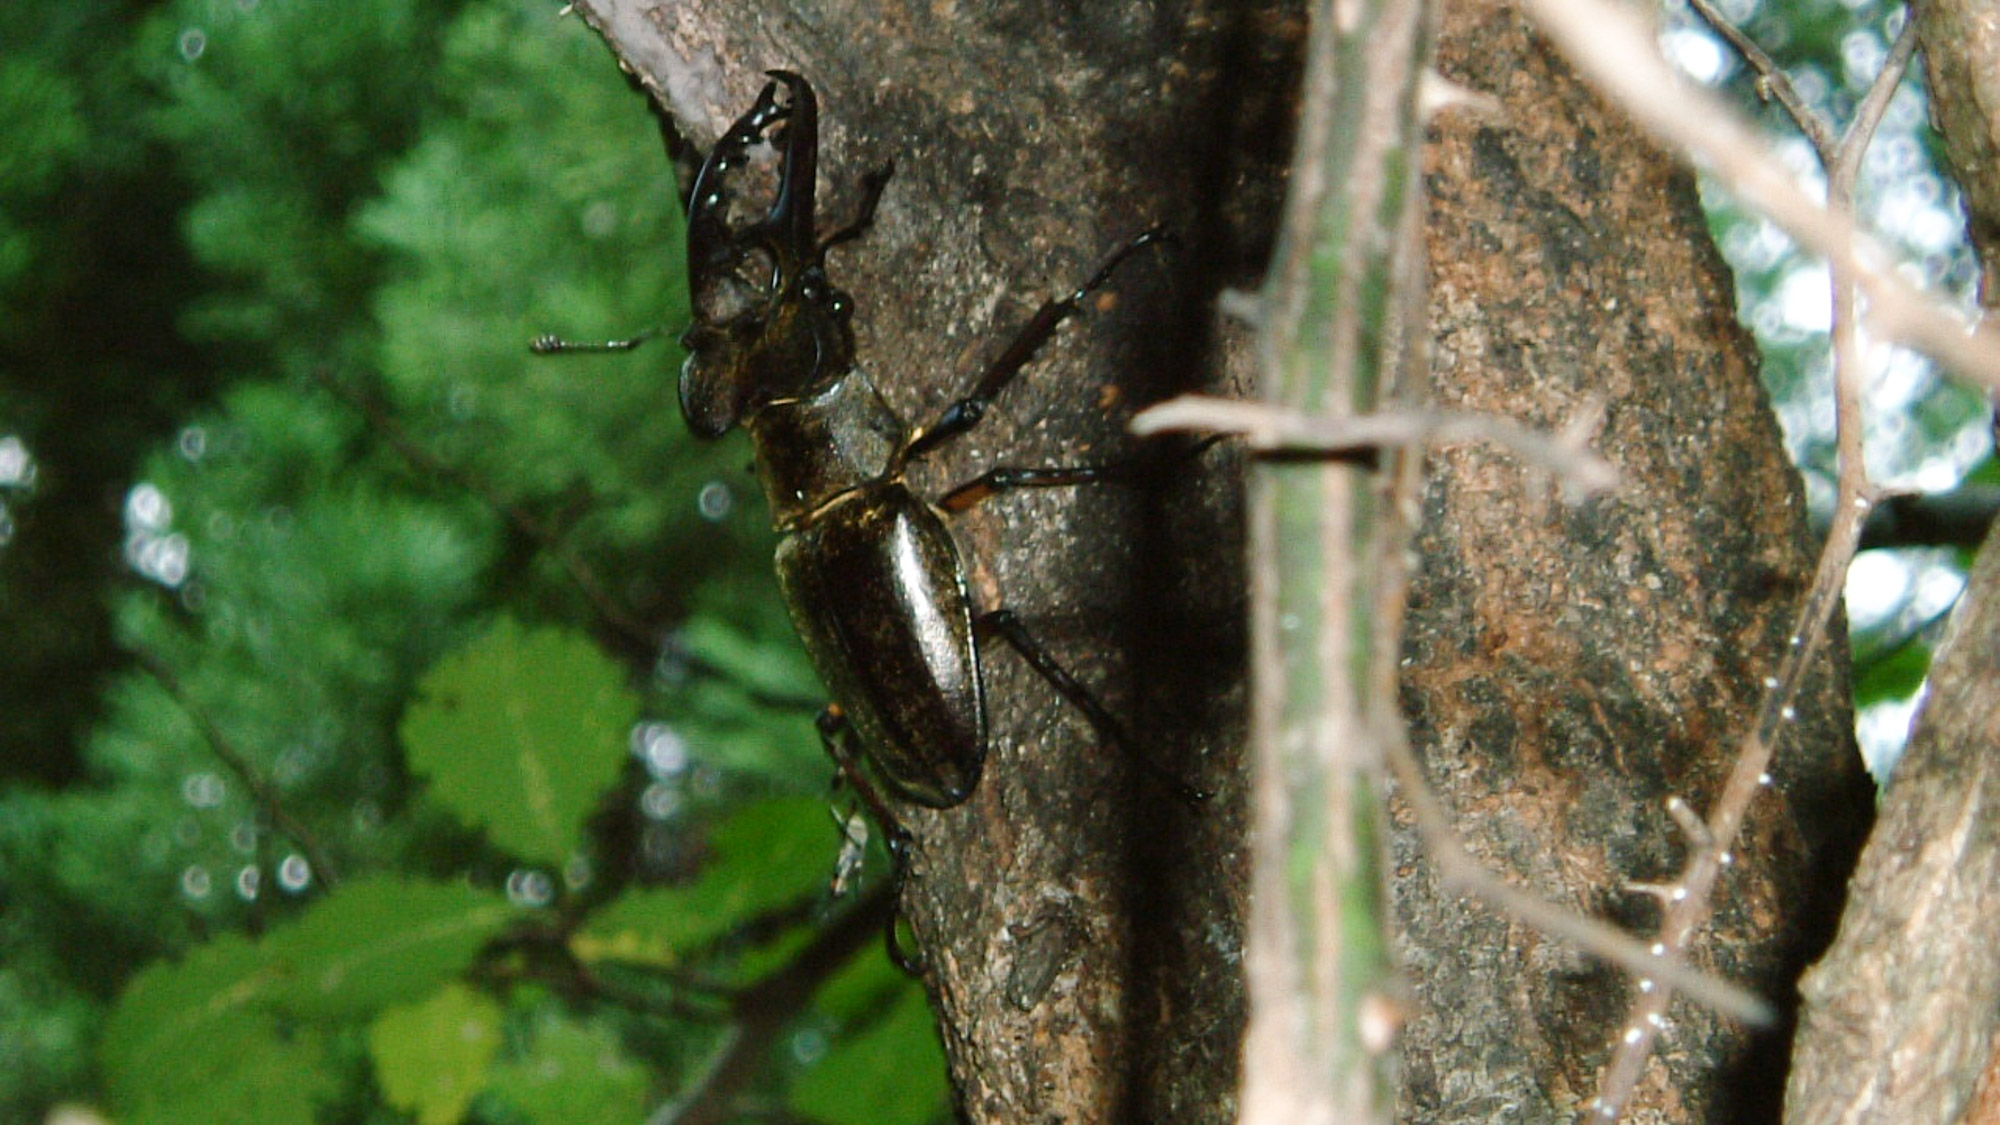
[
  {"left": 577, "top": 3, "right": 1280, "bottom": 1119},
  {"left": 576, "top": 1, "right": 1874, "bottom": 1121},
  {"left": 1782, "top": 518, "right": 2000, "bottom": 1125},
  {"left": 1392, "top": 3, "right": 1874, "bottom": 1121}
]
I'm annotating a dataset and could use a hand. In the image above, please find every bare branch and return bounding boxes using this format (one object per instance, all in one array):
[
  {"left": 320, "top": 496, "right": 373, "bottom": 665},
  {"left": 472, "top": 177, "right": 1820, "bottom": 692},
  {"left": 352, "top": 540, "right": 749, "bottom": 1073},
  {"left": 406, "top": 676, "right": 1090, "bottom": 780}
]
[
  {"left": 1132, "top": 394, "right": 1622, "bottom": 496},
  {"left": 1682, "top": 0, "right": 1836, "bottom": 157},
  {"left": 134, "top": 648, "right": 342, "bottom": 889},
  {"left": 1578, "top": 11, "right": 1922, "bottom": 1123},
  {"left": 1520, "top": 0, "right": 2000, "bottom": 392}
]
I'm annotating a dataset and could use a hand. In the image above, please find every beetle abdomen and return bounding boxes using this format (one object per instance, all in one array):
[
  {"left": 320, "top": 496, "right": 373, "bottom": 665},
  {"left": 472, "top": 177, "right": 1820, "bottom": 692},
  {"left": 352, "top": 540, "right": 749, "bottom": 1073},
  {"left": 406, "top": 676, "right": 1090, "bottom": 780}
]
[{"left": 775, "top": 487, "right": 985, "bottom": 808}]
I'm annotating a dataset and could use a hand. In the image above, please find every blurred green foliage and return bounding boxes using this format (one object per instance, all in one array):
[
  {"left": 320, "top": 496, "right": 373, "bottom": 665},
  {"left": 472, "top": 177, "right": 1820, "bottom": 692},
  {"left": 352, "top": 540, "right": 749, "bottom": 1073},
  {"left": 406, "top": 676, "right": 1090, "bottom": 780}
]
[
  {"left": 0, "top": 0, "right": 945, "bottom": 1121},
  {"left": 1, "top": 0, "right": 1991, "bottom": 1121}
]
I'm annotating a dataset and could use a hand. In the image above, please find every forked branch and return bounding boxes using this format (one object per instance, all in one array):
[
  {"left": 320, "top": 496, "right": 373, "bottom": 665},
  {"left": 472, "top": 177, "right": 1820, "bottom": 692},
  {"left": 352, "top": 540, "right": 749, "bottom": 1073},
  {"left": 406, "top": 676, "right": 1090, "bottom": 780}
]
[
  {"left": 1521, "top": 0, "right": 2000, "bottom": 392},
  {"left": 1517, "top": 4, "right": 1930, "bottom": 1119}
]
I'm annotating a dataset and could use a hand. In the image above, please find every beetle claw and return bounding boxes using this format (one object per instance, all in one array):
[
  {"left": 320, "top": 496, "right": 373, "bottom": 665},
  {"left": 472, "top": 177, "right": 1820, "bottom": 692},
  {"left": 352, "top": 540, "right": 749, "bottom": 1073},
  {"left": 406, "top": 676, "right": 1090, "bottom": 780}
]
[
  {"left": 683, "top": 76, "right": 794, "bottom": 283},
  {"left": 762, "top": 70, "right": 820, "bottom": 257},
  {"left": 679, "top": 71, "right": 867, "bottom": 436},
  {"left": 683, "top": 72, "right": 817, "bottom": 286}
]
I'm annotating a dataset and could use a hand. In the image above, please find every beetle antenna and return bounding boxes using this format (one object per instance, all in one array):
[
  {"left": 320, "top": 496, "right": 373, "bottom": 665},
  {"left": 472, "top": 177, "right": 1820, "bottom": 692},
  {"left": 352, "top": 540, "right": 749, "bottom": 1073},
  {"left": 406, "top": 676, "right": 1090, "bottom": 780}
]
[{"left": 528, "top": 327, "right": 668, "bottom": 355}]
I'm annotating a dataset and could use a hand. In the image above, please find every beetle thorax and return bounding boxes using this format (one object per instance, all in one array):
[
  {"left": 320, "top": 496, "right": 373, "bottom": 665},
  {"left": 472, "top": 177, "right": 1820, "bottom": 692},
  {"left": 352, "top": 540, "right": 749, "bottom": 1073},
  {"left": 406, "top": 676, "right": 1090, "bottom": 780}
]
[{"left": 747, "top": 371, "right": 905, "bottom": 529}]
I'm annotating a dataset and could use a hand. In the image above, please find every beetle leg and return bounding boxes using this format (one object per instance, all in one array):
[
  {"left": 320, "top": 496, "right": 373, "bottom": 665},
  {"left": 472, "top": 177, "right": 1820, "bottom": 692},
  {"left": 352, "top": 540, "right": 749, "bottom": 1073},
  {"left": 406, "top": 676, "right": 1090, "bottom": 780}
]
[
  {"left": 884, "top": 907, "right": 923, "bottom": 974},
  {"left": 817, "top": 705, "right": 927, "bottom": 973},
  {"left": 817, "top": 705, "right": 911, "bottom": 845},
  {"left": 938, "top": 463, "right": 1124, "bottom": 513},
  {"left": 819, "top": 162, "right": 896, "bottom": 255},
  {"left": 977, "top": 609, "right": 1209, "bottom": 806},
  {"left": 902, "top": 224, "right": 1173, "bottom": 463}
]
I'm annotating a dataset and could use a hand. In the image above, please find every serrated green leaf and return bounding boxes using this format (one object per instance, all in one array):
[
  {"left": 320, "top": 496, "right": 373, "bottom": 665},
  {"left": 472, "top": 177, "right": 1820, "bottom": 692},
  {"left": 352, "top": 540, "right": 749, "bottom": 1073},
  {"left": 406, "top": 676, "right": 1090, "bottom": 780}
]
[
  {"left": 264, "top": 876, "right": 514, "bottom": 1020},
  {"left": 789, "top": 981, "right": 948, "bottom": 1125},
  {"left": 402, "top": 618, "right": 640, "bottom": 863},
  {"left": 370, "top": 983, "right": 504, "bottom": 1125},
  {"left": 578, "top": 797, "right": 838, "bottom": 962},
  {"left": 102, "top": 880, "right": 512, "bottom": 1123},
  {"left": 101, "top": 933, "right": 336, "bottom": 1125},
  {"left": 487, "top": 1015, "right": 649, "bottom": 1125}
]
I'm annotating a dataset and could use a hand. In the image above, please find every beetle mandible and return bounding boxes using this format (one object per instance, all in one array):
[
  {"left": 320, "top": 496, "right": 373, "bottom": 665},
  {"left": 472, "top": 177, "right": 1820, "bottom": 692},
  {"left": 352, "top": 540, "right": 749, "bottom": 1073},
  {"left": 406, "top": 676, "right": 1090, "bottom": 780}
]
[{"left": 537, "top": 70, "right": 1196, "bottom": 836}]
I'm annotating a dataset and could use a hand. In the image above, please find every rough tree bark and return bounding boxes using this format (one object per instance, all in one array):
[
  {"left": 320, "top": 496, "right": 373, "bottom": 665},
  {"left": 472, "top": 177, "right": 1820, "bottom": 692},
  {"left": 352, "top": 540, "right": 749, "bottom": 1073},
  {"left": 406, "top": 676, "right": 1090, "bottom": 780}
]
[
  {"left": 1782, "top": 511, "right": 2000, "bottom": 1125},
  {"left": 573, "top": 1, "right": 1873, "bottom": 1121},
  {"left": 1779, "top": 6, "right": 2000, "bottom": 1121},
  {"left": 1393, "top": 3, "right": 1873, "bottom": 1121},
  {"left": 584, "top": 4, "right": 1281, "bottom": 1120},
  {"left": 1919, "top": 0, "right": 2000, "bottom": 304}
]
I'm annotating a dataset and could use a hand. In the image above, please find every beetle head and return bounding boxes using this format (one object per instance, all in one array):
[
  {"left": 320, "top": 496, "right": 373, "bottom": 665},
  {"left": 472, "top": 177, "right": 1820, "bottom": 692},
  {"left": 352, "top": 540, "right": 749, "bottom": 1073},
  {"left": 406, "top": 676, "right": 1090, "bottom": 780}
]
[{"left": 679, "top": 71, "right": 858, "bottom": 438}]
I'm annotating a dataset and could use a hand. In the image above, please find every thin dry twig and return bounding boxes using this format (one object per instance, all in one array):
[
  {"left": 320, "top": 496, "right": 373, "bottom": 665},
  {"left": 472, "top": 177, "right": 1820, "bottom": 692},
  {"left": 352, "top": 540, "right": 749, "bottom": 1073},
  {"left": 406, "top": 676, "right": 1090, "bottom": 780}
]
[
  {"left": 1577, "top": 11, "right": 1920, "bottom": 1123},
  {"left": 1131, "top": 394, "right": 1622, "bottom": 496},
  {"left": 1681, "top": 0, "right": 1836, "bottom": 155},
  {"left": 1130, "top": 391, "right": 1765, "bottom": 1023},
  {"left": 1520, "top": 0, "right": 2000, "bottom": 392},
  {"left": 1379, "top": 723, "right": 1775, "bottom": 1025}
]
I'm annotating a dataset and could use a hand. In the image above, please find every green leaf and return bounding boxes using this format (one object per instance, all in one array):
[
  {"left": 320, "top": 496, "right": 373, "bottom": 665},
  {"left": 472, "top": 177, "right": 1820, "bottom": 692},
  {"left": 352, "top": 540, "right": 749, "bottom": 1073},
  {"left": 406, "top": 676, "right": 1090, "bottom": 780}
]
[
  {"left": 101, "top": 933, "right": 336, "bottom": 1125},
  {"left": 263, "top": 876, "right": 514, "bottom": 1020},
  {"left": 1965, "top": 453, "right": 2000, "bottom": 488},
  {"left": 1854, "top": 631, "right": 1935, "bottom": 706},
  {"left": 808, "top": 934, "right": 913, "bottom": 1024},
  {"left": 674, "top": 613, "right": 819, "bottom": 703},
  {"left": 486, "top": 1014, "right": 649, "bottom": 1125},
  {"left": 135, "top": 1028, "right": 333, "bottom": 1125},
  {"left": 579, "top": 797, "right": 837, "bottom": 962},
  {"left": 402, "top": 618, "right": 640, "bottom": 864},
  {"left": 101, "top": 879, "right": 511, "bottom": 1123},
  {"left": 101, "top": 932, "right": 267, "bottom": 1098},
  {"left": 369, "top": 983, "right": 504, "bottom": 1125},
  {"left": 790, "top": 981, "right": 949, "bottom": 1125}
]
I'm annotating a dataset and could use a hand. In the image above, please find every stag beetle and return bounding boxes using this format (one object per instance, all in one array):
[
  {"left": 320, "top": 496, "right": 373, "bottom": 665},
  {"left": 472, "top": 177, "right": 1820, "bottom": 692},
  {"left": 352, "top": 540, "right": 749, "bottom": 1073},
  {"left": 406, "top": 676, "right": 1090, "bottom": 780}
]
[{"left": 537, "top": 70, "right": 1197, "bottom": 840}]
